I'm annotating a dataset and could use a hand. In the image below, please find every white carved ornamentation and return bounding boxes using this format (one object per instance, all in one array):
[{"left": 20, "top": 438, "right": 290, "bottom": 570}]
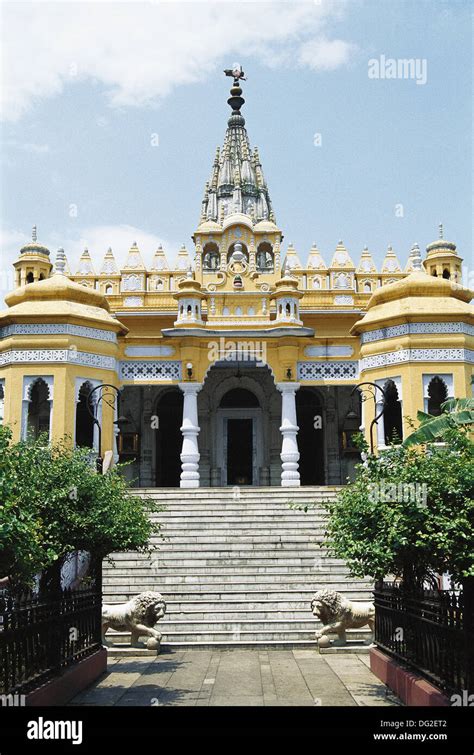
[
  {"left": 297, "top": 361, "right": 359, "bottom": 380},
  {"left": 119, "top": 360, "right": 181, "bottom": 381},
  {"left": 122, "top": 274, "right": 143, "bottom": 292},
  {"left": 334, "top": 295, "right": 354, "bottom": 305},
  {"left": 361, "top": 321, "right": 474, "bottom": 344},
  {"left": 0, "top": 323, "right": 117, "bottom": 342},
  {"left": 123, "top": 296, "right": 144, "bottom": 307},
  {"left": 361, "top": 349, "right": 474, "bottom": 371},
  {"left": 0, "top": 349, "right": 116, "bottom": 370}
]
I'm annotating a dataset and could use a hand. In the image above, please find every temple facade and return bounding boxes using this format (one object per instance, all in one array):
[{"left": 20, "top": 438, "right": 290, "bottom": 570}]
[{"left": 0, "top": 75, "right": 472, "bottom": 488}]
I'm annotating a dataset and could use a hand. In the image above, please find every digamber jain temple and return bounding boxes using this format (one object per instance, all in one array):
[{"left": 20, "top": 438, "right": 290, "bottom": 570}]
[{"left": 1, "top": 74, "right": 473, "bottom": 492}]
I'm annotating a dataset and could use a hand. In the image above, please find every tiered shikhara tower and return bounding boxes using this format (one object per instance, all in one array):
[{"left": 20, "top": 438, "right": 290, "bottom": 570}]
[{"left": 0, "top": 71, "right": 472, "bottom": 484}]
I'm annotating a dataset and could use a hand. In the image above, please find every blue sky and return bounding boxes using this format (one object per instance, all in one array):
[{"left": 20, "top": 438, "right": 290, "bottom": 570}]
[{"left": 0, "top": 0, "right": 472, "bottom": 301}]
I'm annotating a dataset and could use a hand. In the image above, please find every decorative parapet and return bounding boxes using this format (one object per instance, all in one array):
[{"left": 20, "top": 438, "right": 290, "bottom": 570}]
[
  {"left": 0, "top": 349, "right": 116, "bottom": 370},
  {"left": 0, "top": 323, "right": 117, "bottom": 343},
  {"left": 361, "top": 321, "right": 474, "bottom": 344},
  {"left": 361, "top": 348, "right": 474, "bottom": 371}
]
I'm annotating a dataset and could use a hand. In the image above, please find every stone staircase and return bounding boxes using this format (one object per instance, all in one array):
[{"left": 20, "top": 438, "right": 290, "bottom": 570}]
[{"left": 102, "top": 487, "right": 374, "bottom": 647}]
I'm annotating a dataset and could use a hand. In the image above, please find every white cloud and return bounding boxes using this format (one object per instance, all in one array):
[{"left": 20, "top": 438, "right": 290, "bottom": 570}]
[
  {"left": 5, "top": 140, "right": 50, "bottom": 154},
  {"left": 0, "top": 0, "right": 355, "bottom": 122},
  {"left": 298, "top": 36, "right": 356, "bottom": 71},
  {"left": 61, "top": 224, "right": 182, "bottom": 272}
]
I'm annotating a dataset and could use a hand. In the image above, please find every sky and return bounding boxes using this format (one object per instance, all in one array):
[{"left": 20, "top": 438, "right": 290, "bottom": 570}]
[{"left": 0, "top": 0, "right": 472, "bottom": 304}]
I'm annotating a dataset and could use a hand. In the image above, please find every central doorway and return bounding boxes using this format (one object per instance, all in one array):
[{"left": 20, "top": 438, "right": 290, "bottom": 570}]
[
  {"left": 226, "top": 417, "right": 253, "bottom": 485},
  {"left": 217, "top": 387, "right": 262, "bottom": 486}
]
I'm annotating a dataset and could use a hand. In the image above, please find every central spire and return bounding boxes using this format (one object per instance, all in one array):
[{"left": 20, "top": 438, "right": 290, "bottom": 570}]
[
  {"left": 225, "top": 62, "right": 246, "bottom": 127},
  {"left": 198, "top": 67, "right": 276, "bottom": 227}
]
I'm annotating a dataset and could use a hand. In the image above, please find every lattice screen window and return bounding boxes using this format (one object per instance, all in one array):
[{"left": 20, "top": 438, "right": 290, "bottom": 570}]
[
  {"left": 297, "top": 361, "right": 359, "bottom": 380},
  {"left": 119, "top": 361, "right": 181, "bottom": 381}
]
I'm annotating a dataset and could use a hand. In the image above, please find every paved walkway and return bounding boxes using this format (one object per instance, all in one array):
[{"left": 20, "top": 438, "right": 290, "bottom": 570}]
[{"left": 70, "top": 649, "right": 402, "bottom": 707}]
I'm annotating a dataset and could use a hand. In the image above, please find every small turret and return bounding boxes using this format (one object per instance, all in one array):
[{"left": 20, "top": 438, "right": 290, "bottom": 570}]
[
  {"left": 173, "top": 269, "right": 206, "bottom": 326},
  {"left": 13, "top": 226, "right": 52, "bottom": 287},
  {"left": 271, "top": 270, "right": 303, "bottom": 325},
  {"left": 424, "top": 224, "right": 462, "bottom": 282}
]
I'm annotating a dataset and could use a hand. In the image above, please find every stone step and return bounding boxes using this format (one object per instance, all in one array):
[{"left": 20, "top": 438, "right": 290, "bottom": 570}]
[
  {"left": 154, "top": 618, "right": 328, "bottom": 629},
  {"left": 102, "top": 584, "right": 371, "bottom": 595},
  {"left": 152, "top": 501, "right": 329, "bottom": 508},
  {"left": 152, "top": 533, "right": 326, "bottom": 543},
  {"left": 104, "top": 564, "right": 351, "bottom": 575},
  {"left": 102, "top": 485, "right": 370, "bottom": 646},
  {"left": 104, "top": 566, "right": 356, "bottom": 576},
  {"left": 151, "top": 516, "right": 328, "bottom": 524},
  {"left": 103, "top": 587, "right": 371, "bottom": 600},
  {"left": 154, "top": 598, "right": 347, "bottom": 611},
  {"left": 142, "top": 541, "right": 327, "bottom": 551},
  {"left": 104, "top": 628, "right": 369, "bottom": 645},
  {"left": 156, "top": 510, "right": 328, "bottom": 524},
  {"left": 106, "top": 549, "right": 338, "bottom": 561},
  {"left": 154, "top": 524, "right": 327, "bottom": 531},
  {"left": 149, "top": 502, "right": 334, "bottom": 508},
  {"left": 103, "top": 583, "right": 370, "bottom": 595},
  {"left": 103, "top": 591, "right": 372, "bottom": 604},
  {"left": 101, "top": 606, "right": 350, "bottom": 621},
  {"left": 103, "top": 571, "right": 370, "bottom": 584},
  {"left": 106, "top": 560, "right": 324, "bottom": 570}
]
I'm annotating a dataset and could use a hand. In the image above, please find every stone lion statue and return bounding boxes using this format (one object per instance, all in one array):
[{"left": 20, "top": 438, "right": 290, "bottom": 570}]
[
  {"left": 102, "top": 591, "right": 166, "bottom": 649},
  {"left": 310, "top": 589, "right": 375, "bottom": 646}
]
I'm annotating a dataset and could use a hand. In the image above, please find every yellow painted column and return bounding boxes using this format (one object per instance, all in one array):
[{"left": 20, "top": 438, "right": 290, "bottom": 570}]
[
  {"left": 50, "top": 366, "right": 74, "bottom": 446},
  {"left": 401, "top": 365, "right": 424, "bottom": 437}
]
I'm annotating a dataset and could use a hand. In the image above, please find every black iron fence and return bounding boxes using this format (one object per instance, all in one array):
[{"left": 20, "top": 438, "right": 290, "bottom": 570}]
[
  {"left": 374, "top": 582, "right": 473, "bottom": 696},
  {"left": 0, "top": 568, "right": 102, "bottom": 696}
]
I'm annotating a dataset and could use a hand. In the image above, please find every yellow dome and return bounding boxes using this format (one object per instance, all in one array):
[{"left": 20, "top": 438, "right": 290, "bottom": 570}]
[
  {"left": 1, "top": 272, "right": 127, "bottom": 334},
  {"left": 351, "top": 270, "right": 473, "bottom": 334}
]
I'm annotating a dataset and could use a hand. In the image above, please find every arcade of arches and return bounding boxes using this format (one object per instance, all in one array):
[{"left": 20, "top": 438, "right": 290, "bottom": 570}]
[
  {"left": 116, "top": 364, "right": 361, "bottom": 488},
  {"left": 8, "top": 369, "right": 455, "bottom": 489}
]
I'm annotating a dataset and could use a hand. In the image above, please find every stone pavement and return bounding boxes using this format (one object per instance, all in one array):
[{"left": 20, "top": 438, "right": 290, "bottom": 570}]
[{"left": 69, "top": 648, "right": 402, "bottom": 707}]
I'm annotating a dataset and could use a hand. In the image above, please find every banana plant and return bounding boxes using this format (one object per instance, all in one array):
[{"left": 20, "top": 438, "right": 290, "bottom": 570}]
[{"left": 403, "top": 398, "right": 474, "bottom": 447}]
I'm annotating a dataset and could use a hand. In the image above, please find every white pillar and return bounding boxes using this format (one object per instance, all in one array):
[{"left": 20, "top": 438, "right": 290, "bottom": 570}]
[
  {"left": 277, "top": 382, "right": 300, "bottom": 487},
  {"left": 178, "top": 382, "right": 202, "bottom": 488}
]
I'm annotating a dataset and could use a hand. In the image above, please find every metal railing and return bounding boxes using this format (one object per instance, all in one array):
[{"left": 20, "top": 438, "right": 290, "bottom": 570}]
[
  {"left": 374, "top": 582, "right": 473, "bottom": 696},
  {"left": 0, "top": 568, "right": 102, "bottom": 696}
]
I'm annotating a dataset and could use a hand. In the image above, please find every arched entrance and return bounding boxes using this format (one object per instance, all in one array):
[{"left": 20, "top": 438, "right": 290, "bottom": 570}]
[
  {"left": 296, "top": 388, "right": 325, "bottom": 485},
  {"left": 383, "top": 379, "right": 403, "bottom": 444},
  {"left": 219, "top": 387, "right": 260, "bottom": 486},
  {"left": 75, "top": 381, "right": 95, "bottom": 448},
  {"left": 427, "top": 376, "right": 448, "bottom": 416},
  {"left": 155, "top": 389, "right": 183, "bottom": 486},
  {"left": 199, "top": 363, "right": 278, "bottom": 486},
  {"left": 27, "top": 378, "right": 51, "bottom": 441}
]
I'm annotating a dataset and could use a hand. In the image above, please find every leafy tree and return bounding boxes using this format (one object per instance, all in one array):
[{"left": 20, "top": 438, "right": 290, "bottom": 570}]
[
  {"left": 403, "top": 398, "right": 474, "bottom": 448},
  {"left": 322, "top": 427, "right": 474, "bottom": 586},
  {"left": 0, "top": 426, "right": 163, "bottom": 591},
  {"left": 0, "top": 427, "right": 49, "bottom": 587}
]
